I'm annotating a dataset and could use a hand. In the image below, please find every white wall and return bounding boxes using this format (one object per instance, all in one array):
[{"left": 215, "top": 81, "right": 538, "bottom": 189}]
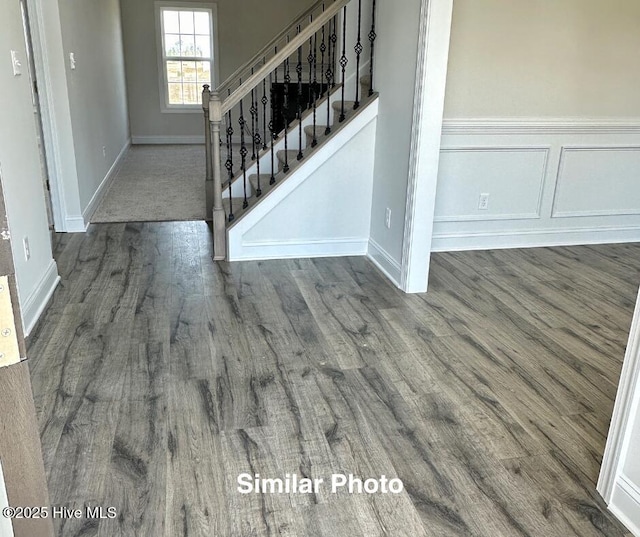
[
  {"left": 120, "top": 0, "right": 317, "bottom": 142},
  {"left": 433, "top": 0, "right": 640, "bottom": 251},
  {"left": 599, "top": 288, "right": 640, "bottom": 536},
  {"left": 30, "top": 0, "right": 130, "bottom": 232},
  {"left": 444, "top": 0, "right": 640, "bottom": 119},
  {"left": 0, "top": 0, "right": 59, "bottom": 334},
  {"left": 368, "top": 0, "right": 424, "bottom": 283},
  {"left": 58, "top": 0, "right": 130, "bottom": 214}
]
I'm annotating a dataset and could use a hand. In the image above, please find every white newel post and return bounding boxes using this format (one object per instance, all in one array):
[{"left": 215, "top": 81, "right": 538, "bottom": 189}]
[
  {"left": 202, "top": 85, "right": 214, "bottom": 218},
  {"left": 209, "top": 91, "right": 226, "bottom": 260}
]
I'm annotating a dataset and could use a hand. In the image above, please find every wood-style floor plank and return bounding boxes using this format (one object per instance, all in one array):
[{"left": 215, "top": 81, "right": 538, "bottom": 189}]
[{"left": 26, "top": 223, "right": 640, "bottom": 536}]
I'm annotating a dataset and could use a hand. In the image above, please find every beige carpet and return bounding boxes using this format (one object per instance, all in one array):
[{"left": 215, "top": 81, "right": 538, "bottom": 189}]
[{"left": 92, "top": 145, "right": 207, "bottom": 223}]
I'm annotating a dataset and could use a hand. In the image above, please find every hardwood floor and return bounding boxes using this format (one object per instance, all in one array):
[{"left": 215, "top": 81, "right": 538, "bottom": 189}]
[{"left": 27, "top": 222, "right": 640, "bottom": 536}]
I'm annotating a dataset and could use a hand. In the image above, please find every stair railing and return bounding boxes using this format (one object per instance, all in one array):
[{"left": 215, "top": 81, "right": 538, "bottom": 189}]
[{"left": 203, "top": 0, "right": 377, "bottom": 260}]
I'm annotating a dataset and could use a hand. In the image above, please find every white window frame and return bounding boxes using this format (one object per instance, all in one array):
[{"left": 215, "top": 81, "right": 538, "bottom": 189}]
[{"left": 155, "top": 1, "right": 220, "bottom": 113}]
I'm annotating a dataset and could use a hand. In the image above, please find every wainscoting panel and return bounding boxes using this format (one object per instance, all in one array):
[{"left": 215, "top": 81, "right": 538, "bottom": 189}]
[
  {"left": 433, "top": 119, "right": 640, "bottom": 252},
  {"left": 435, "top": 146, "right": 549, "bottom": 222},
  {"left": 553, "top": 146, "right": 640, "bottom": 218}
]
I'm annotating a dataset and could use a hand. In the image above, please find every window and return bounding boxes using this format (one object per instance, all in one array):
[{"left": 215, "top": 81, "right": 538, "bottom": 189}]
[{"left": 156, "top": 3, "right": 217, "bottom": 111}]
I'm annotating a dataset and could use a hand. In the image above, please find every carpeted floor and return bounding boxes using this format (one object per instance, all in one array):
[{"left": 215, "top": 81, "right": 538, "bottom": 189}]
[{"left": 92, "top": 145, "right": 207, "bottom": 223}]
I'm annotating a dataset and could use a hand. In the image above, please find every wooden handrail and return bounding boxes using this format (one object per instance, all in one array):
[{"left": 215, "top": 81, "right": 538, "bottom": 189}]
[
  {"left": 219, "top": 0, "right": 350, "bottom": 115},
  {"left": 218, "top": 0, "right": 332, "bottom": 95}
]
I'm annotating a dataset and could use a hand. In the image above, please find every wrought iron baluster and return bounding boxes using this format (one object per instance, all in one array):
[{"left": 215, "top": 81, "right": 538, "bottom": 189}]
[
  {"left": 325, "top": 36, "right": 334, "bottom": 136},
  {"left": 239, "top": 90, "right": 249, "bottom": 209},
  {"left": 226, "top": 90, "right": 235, "bottom": 222},
  {"left": 269, "top": 71, "right": 276, "bottom": 185},
  {"left": 282, "top": 40, "right": 290, "bottom": 173},
  {"left": 311, "top": 24, "right": 318, "bottom": 147},
  {"left": 308, "top": 16, "right": 314, "bottom": 107},
  {"left": 354, "top": 0, "right": 363, "bottom": 109},
  {"left": 262, "top": 62, "right": 268, "bottom": 151},
  {"left": 320, "top": 17, "right": 326, "bottom": 98},
  {"left": 369, "top": 0, "right": 377, "bottom": 96},
  {"left": 331, "top": 16, "right": 338, "bottom": 89},
  {"left": 339, "top": 7, "right": 348, "bottom": 122},
  {"left": 250, "top": 69, "right": 257, "bottom": 161},
  {"left": 296, "top": 27, "right": 304, "bottom": 161},
  {"left": 254, "top": 128, "right": 262, "bottom": 197}
]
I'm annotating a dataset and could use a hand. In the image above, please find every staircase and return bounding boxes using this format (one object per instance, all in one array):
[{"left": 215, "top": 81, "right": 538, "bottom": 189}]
[{"left": 203, "top": 0, "right": 379, "bottom": 260}]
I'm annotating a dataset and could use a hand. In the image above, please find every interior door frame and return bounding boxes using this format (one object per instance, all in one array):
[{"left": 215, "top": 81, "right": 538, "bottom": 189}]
[
  {"left": 20, "top": 0, "right": 66, "bottom": 232},
  {"left": 0, "top": 176, "right": 53, "bottom": 537}
]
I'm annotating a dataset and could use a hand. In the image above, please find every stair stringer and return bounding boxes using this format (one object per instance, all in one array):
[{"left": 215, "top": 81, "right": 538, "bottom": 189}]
[{"left": 227, "top": 98, "right": 378, "bottom": 261}]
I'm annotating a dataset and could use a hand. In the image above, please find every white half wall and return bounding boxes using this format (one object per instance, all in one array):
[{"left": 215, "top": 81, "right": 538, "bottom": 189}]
[
  {"left": 227, "top": 103, "right": 377, "bottom": 261},
  {"left": 432, "top": 121, "right": 640, "bottom": 251},
  {"left": 599, "top": 287, "right": 640, "bottom": 537}
]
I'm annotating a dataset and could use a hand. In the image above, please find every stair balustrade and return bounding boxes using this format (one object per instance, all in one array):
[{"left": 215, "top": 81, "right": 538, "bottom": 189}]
[{"left": 202, "top": 0, "right": 378, "bottom": 260}]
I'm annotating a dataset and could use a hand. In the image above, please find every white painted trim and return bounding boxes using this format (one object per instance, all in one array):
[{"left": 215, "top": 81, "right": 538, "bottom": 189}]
[
  {"left": 435, "top": 145, "right": 550, "bottom": 223},
  {"left": 131, "top": 135, "right": 205, "bottom": 145},
  {"left": 442, "top": 118, "right": 640, "bottom": 136},
  {"left": 64, "top": 216, "right": 87, "bottom": 233},
  {"left": 82, "top": 140, "right": 130, "bottom": 224},
  {"left": 0, "top": 460, "right": 14, "bottom": 537},
  {"left": 551, "top": 145, "right": 640, "bottom": 219},
  {"left": 609, "top": 475, "right": 640, "bottom": 536},
  {"left": 367, "top": 238, "right": 402, "bottom": 288},
  {"left": 400, "top": 0, "right": 454, "bottom": 294},
  {"left": 20, "top": 259, "right": 60, "bottom": 336},
  {"left": 432, "top": 225, "right": 640, "bottom": 253},
  {"left": 231, "top": 238, "right": 369, "bottom": 261},
  {"left": 26, "top": 0, "right": 70, "bottom": 232},
  {"left": 599, "top": 288, "right": 640, "bottom": 503}
]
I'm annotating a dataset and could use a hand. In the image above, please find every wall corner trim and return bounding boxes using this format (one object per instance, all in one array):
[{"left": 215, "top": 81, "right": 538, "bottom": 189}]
[
  {"left": 21, "top": 259, "right": 60, "bottom": 337},
  {"left": 598, "top": 287, "right": 640, "bottom": 535}
]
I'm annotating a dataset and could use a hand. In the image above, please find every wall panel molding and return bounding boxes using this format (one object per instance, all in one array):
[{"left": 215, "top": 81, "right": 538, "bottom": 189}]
[
  {"left": 435, "top": 145, "right": 549, "bottom": 223},
  {"left": 442, "top": 118, "right": 640, "bottom": 136},
  {"left": 551, "top": 145, "right": 640, "bottom": 219}
]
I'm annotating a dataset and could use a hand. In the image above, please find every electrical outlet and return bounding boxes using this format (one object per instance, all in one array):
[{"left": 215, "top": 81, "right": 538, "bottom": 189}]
[
  {"left": 385, "top": 208, "right": 392, "bottom": 229},
  {"left": 23, "top": 237, "right": 31, "bottom": 261},
  {"left": 102, "top": 146, "right": 107, "bottom": 159},
  {"left": 69, "top": 52, "right": 77, "bottom": 70},
  {"left": 479, "top": 193, "right": 490, "bottom": 211}
]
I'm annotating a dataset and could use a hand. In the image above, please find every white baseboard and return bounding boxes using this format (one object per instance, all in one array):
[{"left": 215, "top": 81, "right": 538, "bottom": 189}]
[
  {"left": 231, "top": 238, "right": 369, "bottom": 261},
  {"left": 21, "top": 259, "right": 60, "bottom": 337},
  {"left": 610, "top": 475, "right": 640, "bottom": 537},
  {"left": 64, "top": 216, "right": 88, "bottom": 233},
  {"left": 131, "top": 135, "right": 204, "bottom": 145},
  {"left": 82, "top": 139, "right": 130, "bottom": 225},
  {"left": 367, "top": 238, "right": 402, "bottom": 288},
  {"left": 432, "top": 225, "right": 640, "bottom": 252}
]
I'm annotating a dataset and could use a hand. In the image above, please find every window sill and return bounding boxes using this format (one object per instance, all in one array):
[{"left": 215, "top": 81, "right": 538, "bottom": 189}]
[{"left": 160, "top": 107, "right": 205, "bottom": 114}]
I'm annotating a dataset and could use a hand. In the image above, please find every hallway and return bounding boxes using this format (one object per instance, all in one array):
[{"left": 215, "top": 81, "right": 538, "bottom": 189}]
[
  {"left": 91, "top": 146, "right": 206, "bottom": 223},
  {"left": 27, "top": 222, "right": 639, "bottom": 536}
]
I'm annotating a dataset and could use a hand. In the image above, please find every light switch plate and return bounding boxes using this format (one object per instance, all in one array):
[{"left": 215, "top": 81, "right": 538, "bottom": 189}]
[
  {"left": 10, "top": 50, "right": 22, "bottom": 76},
  {"left": 69, "top": 52, "right": 77, "bottom": 70}
]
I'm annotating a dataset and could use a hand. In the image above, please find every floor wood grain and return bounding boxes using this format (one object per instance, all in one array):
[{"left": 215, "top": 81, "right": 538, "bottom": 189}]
[{"left": 27, "top": 222, "right": 640, "bottom": 536}]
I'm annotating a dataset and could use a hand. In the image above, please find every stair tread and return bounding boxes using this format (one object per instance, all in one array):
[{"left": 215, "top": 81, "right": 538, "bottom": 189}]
[
  {"left": 332, "top": 100, "right": 356, "bottom": 111},
  {"left": 304, "top": 125, "right": 328, "bottom": 136}
]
